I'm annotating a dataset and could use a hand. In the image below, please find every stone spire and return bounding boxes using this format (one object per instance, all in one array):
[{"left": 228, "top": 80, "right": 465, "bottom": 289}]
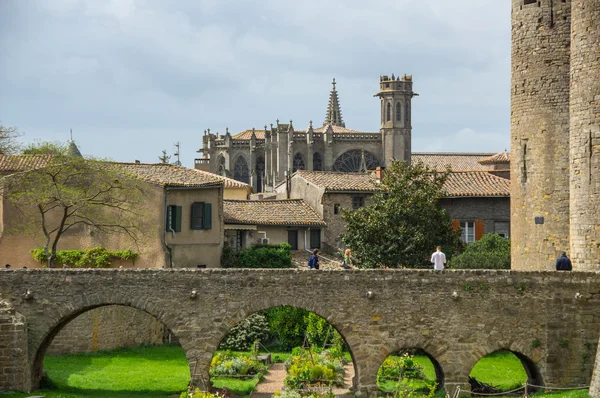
[{"left": 324, "top": 78, "right": 345, "bottom": 127}]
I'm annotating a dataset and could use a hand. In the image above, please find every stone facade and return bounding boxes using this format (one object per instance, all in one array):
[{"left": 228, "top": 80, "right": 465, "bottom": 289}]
[
  {"left": 0, "top": 294, "right": 28, "bottom": 391},
  {"left": 47, "top": 306, "right": 166, "bottom": 355},
  {"left": 439, "top": 197, "right": 511, "bottom": 237},
  {"left": 569, "top": 0, "right": 600, "bottom": 271},
  {"left": 510, "top": 0, "right": 572, "bottom": 271},
  {"left": 2, "top": 269, "right": 600, "bottom": 397},
  {"left": 196, "top": 75, "right": 417, "bottom": 193}
]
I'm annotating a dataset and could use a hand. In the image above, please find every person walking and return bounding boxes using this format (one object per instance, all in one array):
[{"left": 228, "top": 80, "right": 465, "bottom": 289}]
[
  {"left": 556, "top": 252, "right": 572, "bottom": 271},
  {"left": 430, "top": 246, "right": 446, "bottom": 271},
  {"left": 341, "top": 249, "right": 353, "bottom": 269},
  {"left": 4, "top": 264, "right": 10, "bottom": 269},
  {"left": 308, "top": 249, "right": 320, "bottom": 270}
]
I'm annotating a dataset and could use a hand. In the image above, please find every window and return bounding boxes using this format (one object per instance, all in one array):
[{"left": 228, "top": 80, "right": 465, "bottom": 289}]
[
  {"left": 310, "top": 229, "right": 321, "bottom": 249},
  {"left": 166, "top": 205, "right": 182, "bottom": 233},
  {"left": 386, "top": 102, "right": 391, "bottom": 122},
  {"left": 524, "top": 0, "right": 536, "bottom": 5},
  {"left": 233, "top": 156, "right": 250, "bottom": 184},
  {"left": 313, "top": 152, "right": 322, "bottom": 171},
  {"left": 333, "top": 150, "right": 381, "bottom": 172},
  {"left": 334, "top": 204, "right": 340, "bottom": 215},
  {"left": 460, "top": 221, "right": 475, "bottom": 243},
  {"left": 191, "top": 202, "right": 212, "bottom": 230},
  {"left": 396, "top": 102, "right": 401, "bottom": 121},
  {"left": 293, "top": 153, "right": 306, "bottom": 172},
  {"left": 352, "top": 196, "right": 364, "bottom": 210}
]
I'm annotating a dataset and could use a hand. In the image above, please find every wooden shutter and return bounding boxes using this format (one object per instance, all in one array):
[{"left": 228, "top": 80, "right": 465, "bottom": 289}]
[
  {"left": 475, "top": 220, "right": 485, "bottom": 241},
  {"left": 174, "top": 206, "right": 182, "bottom": 233},
  {"left": 203, "top": 203, "right": 212, "bottom": 229},
  {"left": 452, "top": 220, "right": 460, "bottom": 231}
]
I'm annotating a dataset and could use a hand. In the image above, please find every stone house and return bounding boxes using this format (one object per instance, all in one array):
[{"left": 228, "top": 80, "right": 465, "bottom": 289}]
[
  {"left": 223, "top": 199, "right": 326, "bottom": 251},
  {"left": 0, "top": 157, "right": 235, "bottom": 268}
]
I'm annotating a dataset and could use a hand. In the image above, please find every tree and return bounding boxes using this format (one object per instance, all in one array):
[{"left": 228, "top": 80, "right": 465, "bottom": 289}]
[
  {"left": 2, "top": 147, "right": 150, "bottom": 268},
  {"left": 22, "top": 141, "right": 68, "bottom": 155},
  {"left": 341, "top": 161, "right": 461, "bottom": 268},
  {"left": 449, "top": 233, "right": 510, "bottom": 269},
  {"left": 158, "top": 149, "right": 171, "bottom": 164},
  {"left": 0, "top": 123, "right": 22, "bottom": 154}
]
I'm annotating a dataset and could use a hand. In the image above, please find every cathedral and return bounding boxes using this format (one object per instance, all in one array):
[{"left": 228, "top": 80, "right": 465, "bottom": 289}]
[{"left": 195, "top": 74, "right": 417, "bottom": 192}]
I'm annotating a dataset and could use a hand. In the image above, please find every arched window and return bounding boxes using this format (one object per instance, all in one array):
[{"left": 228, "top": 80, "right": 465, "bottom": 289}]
[
  {"left": 217, "top": 156, "right": 226, "bottom": 176},
  {"left": 233, "top": 156, "right": 250, "bottom": 184},
  {"left": 396, "top": 102, "right": 401, "bottom": 122},
  {"left": 333, "top": 150, "right": 381, "bottom": 172},
  {"left": 386, "top": 102, "right": 391, "bottom": 122},
  {"left": 405, "top": 103, "right": 410, "bottom": 124},
  {"left": 255, "top": 156, "right": 265, "bottom": 192},
  {"left": 293, "top": 153, "right": 306, "bottom": 172},
  {"left": 313, "top": 152, "right": 323, "bottom": 171}
]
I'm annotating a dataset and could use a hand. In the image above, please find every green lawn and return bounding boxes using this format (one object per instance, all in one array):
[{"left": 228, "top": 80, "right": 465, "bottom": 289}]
[
  {"left": 469, "top": 351, "right": 527, "bottom": 390},
  {"left": 377, "top": 355, "right": 438, "bottom": 393}
]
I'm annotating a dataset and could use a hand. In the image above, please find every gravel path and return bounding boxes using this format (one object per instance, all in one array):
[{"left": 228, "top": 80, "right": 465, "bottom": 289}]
[{"left": 254, "top": 363, "right": 354, "bottom": 396}]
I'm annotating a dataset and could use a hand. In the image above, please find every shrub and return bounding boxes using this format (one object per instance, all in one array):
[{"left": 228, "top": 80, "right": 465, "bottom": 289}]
[
  {"left": 180, "top": 389, "right": 224, "bottom": 398},
  {"left": 30, "top": 246, "right": 140, "bottom": 268},
  {"left": 449, "top": 233, "right": 510, "bottom": 269},
  {"left": 377, "top": 354, "right": 425, "bottom": 381},
  {"left": 284, "top": 348, "right": 345, "bottom": 390},
  {"left": 222, "top": 243, "right": 292, "bottom": 268},
  {"left": 210, "top": 351, "right": 268, "bottom": 377},
  {"left": 263, "top": 307, "right": 309, "bottom": 350},
  {"left": 220, "top": 313, "right": 270, "bottom": 351}
]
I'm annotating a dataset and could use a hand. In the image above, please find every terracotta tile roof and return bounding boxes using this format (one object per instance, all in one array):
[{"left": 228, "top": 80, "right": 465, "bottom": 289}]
[
  {"left": 479, "top": 151, "right": 510, "bottom": 165},
  {"left": 442, "top": 171, "right": 510, "bottom": 197},
  {"left": 191, "top": 169, "right": 252, "bottom": 190},
  {"left": 232, "top": 130, "right": 266, "bottom": 140},
  {"left": 412, "top": 153, "right": 496, "bottom": 171},
  {"left": 294, "top": 170, "right": 381, "bottom": 192},
  {"left": 108, "top": 163, "right": 223, "bottom": 188},
  {"left": 313, "top": 125, "right": 360, "bottom": 133},
  {"left": 0, "top": 154, "right": 53, "bottom": 173},
  {"left": 223, "top": 199, "right": 326, "bottom": 226}
]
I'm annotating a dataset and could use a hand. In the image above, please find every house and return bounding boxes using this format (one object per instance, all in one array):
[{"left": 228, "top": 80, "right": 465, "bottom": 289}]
[
  {"left": 192, "top": 168, "right": 252, "bottom": 200},
  {"left": 223, "top": 199, "right": 326, "bottom": 251},
  {"left": 0, "top": 158, "right": 229, "bottom": 268}
]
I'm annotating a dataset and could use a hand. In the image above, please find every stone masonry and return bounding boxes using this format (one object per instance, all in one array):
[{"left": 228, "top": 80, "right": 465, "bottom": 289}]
[
  {"left": 569, "top": 0, "right": 600, "bottom": 271},
  {"left": 510, "top": 0, "right": 572, "bottom": 270},
  {"left": 2, "top": 269, "right": 600, "bottom": 397}
]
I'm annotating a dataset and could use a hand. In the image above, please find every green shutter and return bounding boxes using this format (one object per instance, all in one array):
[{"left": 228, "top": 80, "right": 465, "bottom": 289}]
[
  {"left": 203, "top": 203, "right": 212, "bottom": 229},
  {"left": 174, "top": 205, "right": 182, "bottom": 233}
]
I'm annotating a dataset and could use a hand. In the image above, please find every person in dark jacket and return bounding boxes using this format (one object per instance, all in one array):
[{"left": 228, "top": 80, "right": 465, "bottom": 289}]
[
  {"left": 556, "top": 252, "right": 572, "bottom": 271},
  {"left": 308, "top": 249, "right": 320, "bottom": 270}
]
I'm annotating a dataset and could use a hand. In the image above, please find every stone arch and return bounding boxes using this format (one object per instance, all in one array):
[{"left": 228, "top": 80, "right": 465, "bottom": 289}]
[
  {"left": 233, "top": 155, "right": 250, "bottom": 184},
  {"left": 293, "top": 152, "right": 306, "bottom": 172},
  {"left": 333, "top": 149, "right": 381, "bottom": 172},
  {"left": 208, "top": 298, "right": 361, "bottom": 392},
  {"left": 29, "top": 297, "right": 194, "bottom": 391}
]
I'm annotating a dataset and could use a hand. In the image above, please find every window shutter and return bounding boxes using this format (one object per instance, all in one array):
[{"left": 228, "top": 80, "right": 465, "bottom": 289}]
[
  {"left": 475, "top": 220, "right": 485, "bottom": 241},
  {"left": 166, "top": 206, "right": 171, "bottom": 231},
  {"left": 203, "top": 203, "right": 212, "bottom": 229},
  {"left": 174, "top": 206, "right": 182, "bottom": 233},
  {"left": 452, "top": 220, "right": 460, "bottom": 231}
]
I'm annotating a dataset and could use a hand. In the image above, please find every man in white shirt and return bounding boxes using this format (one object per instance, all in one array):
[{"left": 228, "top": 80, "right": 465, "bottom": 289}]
[{"left": 431, "top": 246, "right": 446, "bottom": 270}]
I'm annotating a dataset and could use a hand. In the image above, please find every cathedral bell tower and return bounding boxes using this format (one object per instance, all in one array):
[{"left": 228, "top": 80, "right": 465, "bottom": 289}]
[{"left": 375, "top": 74, "right": 417, "bottom": 166}]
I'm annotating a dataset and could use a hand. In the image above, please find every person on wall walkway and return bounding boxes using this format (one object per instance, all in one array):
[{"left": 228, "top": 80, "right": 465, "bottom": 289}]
[
  {"left": 308, "top": 249, "right": 320, "bottom": 270},
  {"left": 341, "top": 248, "right": 354, "bottom": 269},
  {"left": 431, "top": 246, "right": 446, "bottom": 271},
  {"left": 556, "top": 252, "right": 572, "bottom": 271}
]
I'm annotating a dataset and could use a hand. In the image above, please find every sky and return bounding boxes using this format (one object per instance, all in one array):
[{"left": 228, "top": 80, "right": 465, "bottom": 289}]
[{"left": 0, "top": 0, "right": 511, "bottom": 167}]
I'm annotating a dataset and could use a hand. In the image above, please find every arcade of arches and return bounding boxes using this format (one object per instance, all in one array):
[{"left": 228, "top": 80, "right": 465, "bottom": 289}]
[{"left": 2, "top": 268, "right": 600, "bottom": 397}]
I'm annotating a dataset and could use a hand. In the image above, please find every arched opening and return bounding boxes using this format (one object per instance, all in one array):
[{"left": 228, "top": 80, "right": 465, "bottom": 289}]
[
  {"left": 233, "top": 156, "right": 250, "bottom": 184},
  {"left": 396, "top": 102, "right": 402, "bottom": 122},
  {"left": 469, "top": 350, "right": 542, "bottom": 394},
  {"left": 210, "top": 305, "right": 357, "bottom": 396},
  {"left": 33, "top": 304, "right": 189, "bottom": 396},
  {"left": 293, "top": 153, "right": 306, "bottom": 172},
  {"left": 313, "top": 152, "right": 323, "bottom": 171},
  {"left": 386, "top": 102, "right": 391, "bottom": 122},
  {"left": 377, "top": 348, "right": 444, "bottom": 395},
  {"left": 333, "top": 150, "right": 381, "bottom": 172},
  {"left": 255, "top": 155, "right": 265, "bottom": 192}
]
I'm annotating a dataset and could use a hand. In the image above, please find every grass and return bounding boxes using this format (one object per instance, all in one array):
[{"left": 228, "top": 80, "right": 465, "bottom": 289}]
[
  {"left": 377, "top": 355, "right": 437, "bottom": 393},
  {"left": 469, "top": 351, "right": 527, "bottom": 390}
]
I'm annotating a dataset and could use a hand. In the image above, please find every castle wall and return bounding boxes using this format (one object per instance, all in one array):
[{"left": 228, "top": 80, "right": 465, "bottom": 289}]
[
  {"left": 569, "top": 0, "right": 600, "bottom": 271},
  {"left": 510, "top": 0, "right": 572, "bottom": 270}
]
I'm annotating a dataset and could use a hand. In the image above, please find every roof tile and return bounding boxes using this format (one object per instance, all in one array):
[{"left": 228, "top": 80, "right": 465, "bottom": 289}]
[
  {"left": 224, "top": 199, "right": 326, "bottom": 226},
  {"left": 108, "top": 163, "right": 223, "bottom": 187},
  {"left": 412, "top": 153, "right": 496, "bottom": 171},
  {"left": 0, "top": 155, "right": 53, "bottom": 173},
  {"left": 442, "top": 171, "right": 510, "bottom": 197},
  {"left": 295, "top": 170, "right": 380, "bottom": 192}
]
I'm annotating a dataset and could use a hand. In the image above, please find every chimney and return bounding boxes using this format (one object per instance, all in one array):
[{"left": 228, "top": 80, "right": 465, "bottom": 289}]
[
  {"left": 135, "top": 160, "right": 140, "bottom": 164},
  {"left": 375, "top": 166, "right": 385, "bottom": 181}
]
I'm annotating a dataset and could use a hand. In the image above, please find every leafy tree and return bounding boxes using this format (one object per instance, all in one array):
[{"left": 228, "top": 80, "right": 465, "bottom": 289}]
[
  {"left": 263, "top": 306, "right": 309, "bottom": 350},
  {"left": 341, "top": 160, "right": 461, "bottom": 268},
  {"left": 158, "top": 149, "right": 171, "bottom": 164},
  {"left": 0, "top": 123, "right": 22, "bottom": 154},
  {"left": 449, "top": 233, "right": 510, "bottom": 269},
  {"left": 2, "top": 145, "right": 150, "bottom": 268},
  {"left": 220, "top": 313, "right": 270, "bottom": 351},
  {"left": 22, "top": 141, "right": 68, "bottom": 155}
]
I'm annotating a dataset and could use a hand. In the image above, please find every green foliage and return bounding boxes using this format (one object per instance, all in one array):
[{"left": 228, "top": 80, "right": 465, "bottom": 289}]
[
  {"left": 21, "top": 140, "right": 68, "bottom": 155},
  {"left": 378, "top": 354, "right": 425, "bottom": 382},
  {"left": 210, "top": 351, "right": 268, "bottom": 376},
  {"left": 532, "top": 339, "right": 541, "bottom": 348},
  {"left": 221, "top": 243, "right": 292, "bottom": 268},
  {"left": 305, "top": 312, "right": 345, "bottom": 350},
  {"left": 449, "top": 233, "right": 511, "bottom": 269},
  {"left": 219, "top": 313, "right": 270, "bottom": 351},
  {"left": 284, "top": 348, "right": 345, "bottom": 390},
  {"left": 181, "top": 389, "right": 224, "bottom": 398},
  {"left": 263, "top": 306, "right": 309, "bottom": 350},
  {"left": 30, "top": 246, "right": 140, "bottom": 268},
  {"left": 0, "top": 123, "right": 22, "bottom": 155},
  {"left": 341, "top": 160, "right": 461, "bottom": 268},
  {"left": 469, "top": 350, "right": 527, "bottom": 391},
  {"left": 560, "top": 339, "right": 569, "bottom": 348},
  {"left": 463, "top": 283, "right": 473, "bottom": 291}
]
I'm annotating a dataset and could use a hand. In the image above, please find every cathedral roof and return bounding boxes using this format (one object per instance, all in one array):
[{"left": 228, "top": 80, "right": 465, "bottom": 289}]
[
  {"left": 412, "top": 153, "right": 496, "bottom": 171},
  {"left": 232, "top": 130, "right": 266, "bottom": 140},
  {"left": 223, "top": 199, "right": 326, "bottom": 226},
  {"left": 479, "top": 151, "right": 510, "bottom": 165},
  {"left": 293, "top": 170, "right": 381, "bottom": 193}
]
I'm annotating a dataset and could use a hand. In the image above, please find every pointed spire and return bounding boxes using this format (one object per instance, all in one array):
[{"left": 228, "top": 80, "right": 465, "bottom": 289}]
[{"left": 324, "top": 78, "right": 345, "bottom": 127}]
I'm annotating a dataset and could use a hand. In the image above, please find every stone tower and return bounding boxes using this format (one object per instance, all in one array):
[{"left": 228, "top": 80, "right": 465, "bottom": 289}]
[
  {"left": 375, "top": 74, "right": 416, "bottom": 166},
  {"left": 324, "top": 78, "right": 345, "bottom": 127},
  {"left": 569, "top": 0, "right": 600, "bottom": 270},
  {"left": 510, "top": 0, "right": 572, "bottom": 270}
]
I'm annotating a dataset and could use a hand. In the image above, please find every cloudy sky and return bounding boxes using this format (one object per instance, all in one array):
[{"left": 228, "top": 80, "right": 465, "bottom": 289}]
[{"left": 0, "top": 0, "right": 510, "bottom": 167}]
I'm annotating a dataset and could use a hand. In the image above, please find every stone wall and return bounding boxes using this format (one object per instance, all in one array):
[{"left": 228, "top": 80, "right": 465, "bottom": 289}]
[
  {"left": 510, "top": 0, "right": 572, "bottom": 271},
  {"left": 2, "top": 269, "right": 600, "bottom": 396},
  {"left": 0, "top": 295, "right": 28, "bottom": 391},
  {"left": 439, "top": 197, "right": 510, "bottom": 236},
  {"left": 569, "top": 0, "right": 600, "bottom": 271},
  {"left": 46, "top": 306, "right": 166, "bottom": 356},
  {"left": 322, "top": 192, "right": 374, "bottom": 252}
]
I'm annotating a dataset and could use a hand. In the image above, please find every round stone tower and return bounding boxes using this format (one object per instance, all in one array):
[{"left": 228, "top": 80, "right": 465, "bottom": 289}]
[
  {"left": 569, "top": 0, "right": 600, "bottom": 270},
  {"left": 510, "top": 0, "right": 572, "bottom": 270}
]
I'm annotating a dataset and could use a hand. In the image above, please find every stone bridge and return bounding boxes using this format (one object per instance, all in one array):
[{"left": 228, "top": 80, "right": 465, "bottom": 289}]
[{"left": 2, "top": 269, "right": 600, "bottom": 397}]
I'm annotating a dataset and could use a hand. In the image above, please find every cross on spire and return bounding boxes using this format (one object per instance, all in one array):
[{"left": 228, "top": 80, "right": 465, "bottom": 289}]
[{"left": 324, "top": 78, "right": 345, "bottom": 128}]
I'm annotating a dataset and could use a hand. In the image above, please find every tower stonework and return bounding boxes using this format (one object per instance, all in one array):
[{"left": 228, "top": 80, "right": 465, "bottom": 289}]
[
  {"left": 569, "top": 0, "right": 600, "bottom": 270},
  {"left": 375, "top": 74, "right": 416, "bottom": 166},
  {"left": 510, "top": 0, "right": 572, "bottom": 270}
]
